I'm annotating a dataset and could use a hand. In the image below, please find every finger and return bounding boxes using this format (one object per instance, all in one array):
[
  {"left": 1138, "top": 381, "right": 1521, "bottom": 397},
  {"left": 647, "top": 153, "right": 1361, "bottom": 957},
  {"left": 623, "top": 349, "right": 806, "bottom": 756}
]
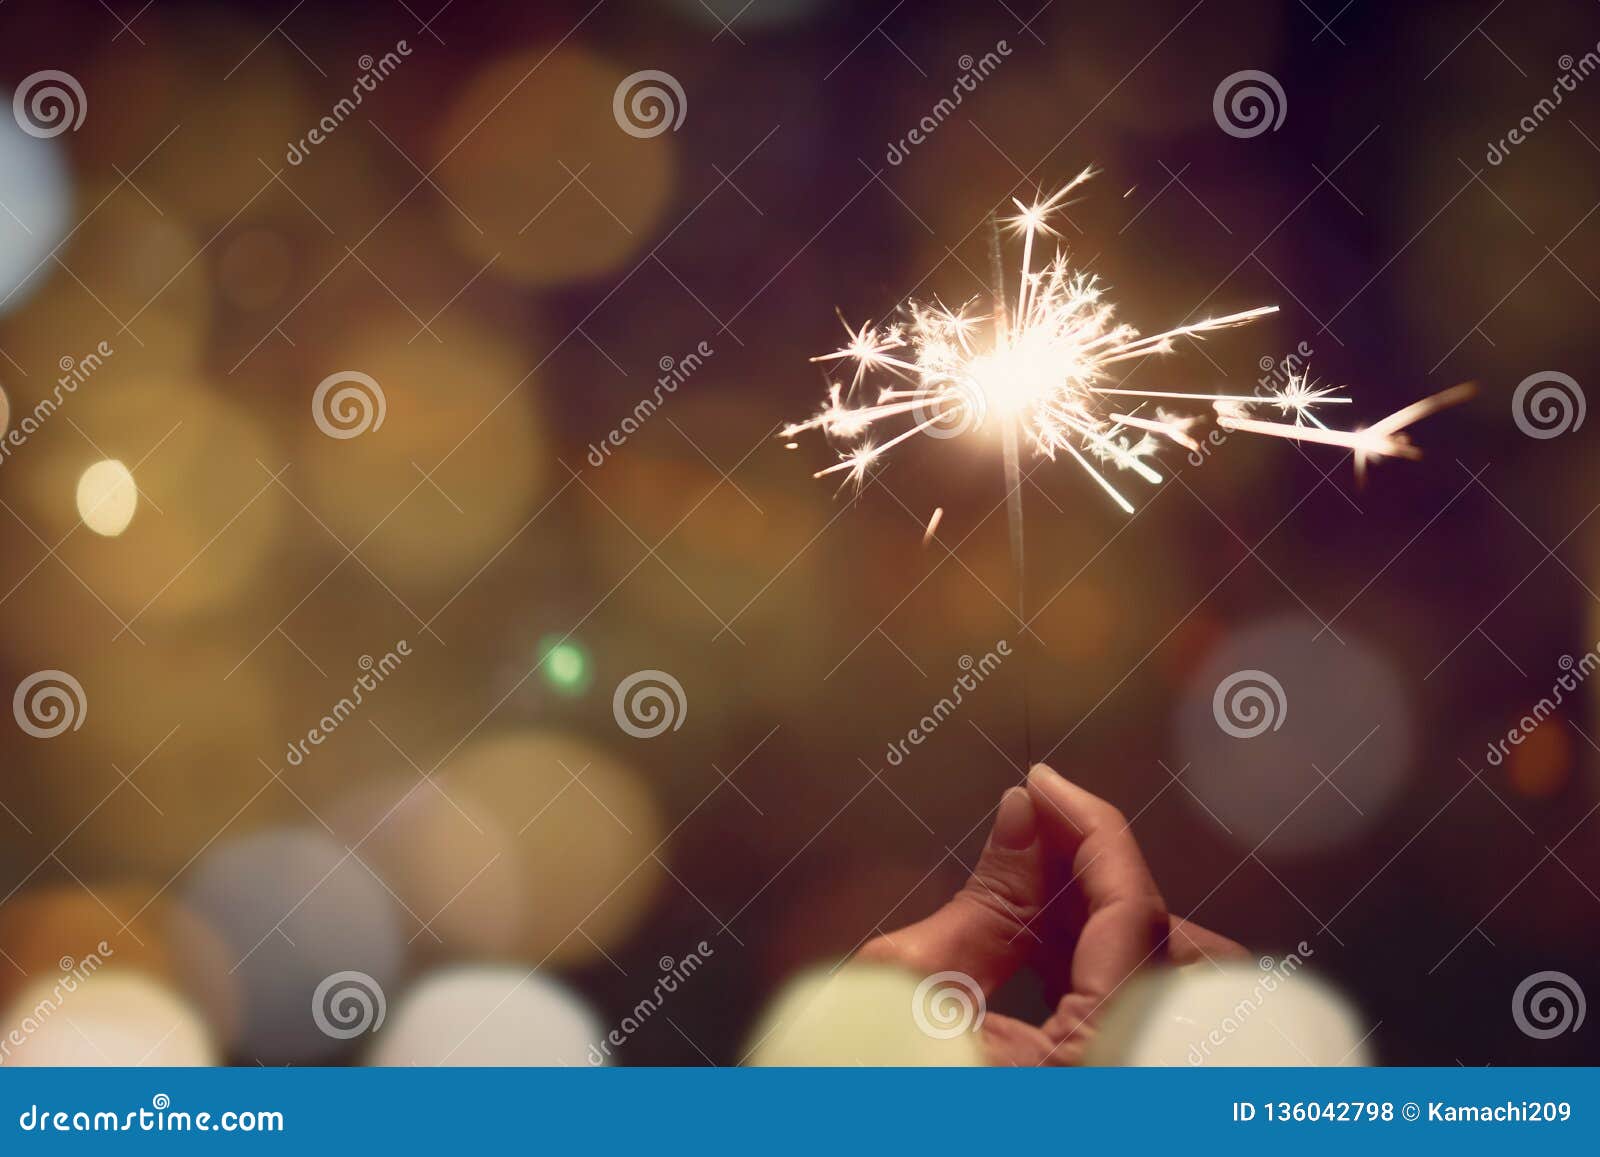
[
  {"left": 1025, "top": 764, "right": 1168, "bottom": 1002},
  {"left": 857, "top": 786, "right": 1045, "bottom": 996},
  {"left": 978, "top": 1012, "right": 1060, "bottom": 1067},
  {"left": 1167, "top": 915, "right": 1248, "bottom": 966}
]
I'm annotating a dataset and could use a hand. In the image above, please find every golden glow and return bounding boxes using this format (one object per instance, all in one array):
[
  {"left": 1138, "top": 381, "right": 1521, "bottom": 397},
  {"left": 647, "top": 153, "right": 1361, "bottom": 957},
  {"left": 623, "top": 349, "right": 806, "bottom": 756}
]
[
  {"left": 787, "top": 169, "right": 1471, "bottom": 509},
  {"left": 76, "top": 458, "right": 138, "bottom": 536}
]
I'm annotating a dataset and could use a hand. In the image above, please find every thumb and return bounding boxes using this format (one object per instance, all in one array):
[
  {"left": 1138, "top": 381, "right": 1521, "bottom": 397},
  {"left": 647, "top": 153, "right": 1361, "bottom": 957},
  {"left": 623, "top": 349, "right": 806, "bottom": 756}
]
[{"left": 857, "top": 786, "right": 1045, "bottom": 995}]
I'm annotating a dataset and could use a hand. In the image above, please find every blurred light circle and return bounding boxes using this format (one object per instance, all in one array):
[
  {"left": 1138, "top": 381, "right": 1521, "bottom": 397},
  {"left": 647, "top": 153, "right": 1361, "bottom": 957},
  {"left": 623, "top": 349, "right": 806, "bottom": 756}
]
[
  {"left": 746, "top": 963, "right": 983, "bottom": 1066},
  {"left": 75, "top": 458, "right": 138, "bottom": 536},
  {"left": 366, "top": 966, "right": 603, "bottom": 1066},
  {"left": 1090, "top": 962, "right": 1372, "bottom": 1066},
  {"left": 0, "top": 101, "right": 70, "bottom": 316},
  {"left": 0, "top": 886, "right": 230, "bottom": 1034},
  {"left": 1507, "top": 719, "right": 1572, "bottom": 798},
  {"left": 181, "top": 828, "right": 404, "bottom": 1063},
  {"left": 2, "top": 193, "right": 210, "bottom": 375},
  {"left": 435, "top": 50, "right": 676, "bottom": 285},
  {"left": 1176, "top": 614, "right": 1415, "bottom": 855},
  {"left": 21, "top": 377, "right": 286, "bottom": 621},
  {"left": 327, "top": 781, "right": 526, "bottom": 961},
  {"left": 297, "top": 317, "right": 547, "bottom": 588},
  {"left": 539, "top": 634, "right": 593, "bottom": 697},
  {"left": 0, "top": 384, "right": 9, "bottom": 436},
  {"left": 0, "top": 971, "right": 215, "bottom": 1066},
  {"left": 441, "top": 732, "right": 662, "bottom": 966}
]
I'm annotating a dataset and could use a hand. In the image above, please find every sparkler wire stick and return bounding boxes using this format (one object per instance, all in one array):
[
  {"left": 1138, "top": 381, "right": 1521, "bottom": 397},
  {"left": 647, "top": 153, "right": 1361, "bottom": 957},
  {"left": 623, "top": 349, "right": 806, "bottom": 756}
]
[{"left": 990, "top": 212, "right": 1034, "bottom": 771}]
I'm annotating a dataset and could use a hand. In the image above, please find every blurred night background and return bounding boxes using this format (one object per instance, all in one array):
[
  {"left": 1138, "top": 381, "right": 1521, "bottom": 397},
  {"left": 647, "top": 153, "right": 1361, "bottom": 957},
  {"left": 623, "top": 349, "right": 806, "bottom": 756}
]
[{"left": 0, "top": 0, "right": 1597, "bottom": 1066}]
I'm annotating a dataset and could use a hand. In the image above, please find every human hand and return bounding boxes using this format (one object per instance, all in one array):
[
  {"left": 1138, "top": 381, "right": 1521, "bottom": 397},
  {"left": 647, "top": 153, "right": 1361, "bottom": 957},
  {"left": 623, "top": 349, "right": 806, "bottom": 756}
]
[{"left": 858, "top": 762, "right": 1247, "bottom": 1064}]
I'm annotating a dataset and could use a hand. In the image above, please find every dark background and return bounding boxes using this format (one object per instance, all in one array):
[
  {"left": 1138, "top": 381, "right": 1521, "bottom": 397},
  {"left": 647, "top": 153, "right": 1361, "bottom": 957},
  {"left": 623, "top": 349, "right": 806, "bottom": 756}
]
[{"left": 0, "top": 0, "right": 1596, "bottom": 1065}]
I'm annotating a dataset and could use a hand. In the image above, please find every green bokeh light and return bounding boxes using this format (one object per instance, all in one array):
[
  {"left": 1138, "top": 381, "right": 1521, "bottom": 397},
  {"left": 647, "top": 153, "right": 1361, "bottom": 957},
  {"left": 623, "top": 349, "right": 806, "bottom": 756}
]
[{"left": 538, "top": 634, "right": 592, "bottom": 697}]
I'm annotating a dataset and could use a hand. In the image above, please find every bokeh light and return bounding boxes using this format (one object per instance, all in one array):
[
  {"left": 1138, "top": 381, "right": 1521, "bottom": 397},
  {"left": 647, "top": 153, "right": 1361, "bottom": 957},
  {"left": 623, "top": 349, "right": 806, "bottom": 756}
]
[
  {"left": 1091, "top": 963, "right": 1373, "bottom": 1067},
  {"left": 1, "top": 971, "right": 216, "bottom": 1066},
  {"left": 367, "top": 967, "right": 604, "bottom": 1066},
  {"left": 0, "top": 100, "right": 71, "bottom": 316},
  {"left": 538, "top": 634, "right": 593, "bottom": 697},
  {"left": 745, "top": 963, "right": 983, "bottom": 1066},
  {"left": 439, "top": 732, "right": 663, "bottom": 966},
  {"left": 75, "top": 458, "right": 138, "bottom": 536},
  {"left": 180, "top": 828, "right": 405, "bottom": 1063},
  {"left": 1175, "top": 614, "right": 1417, "bottom": 855}
]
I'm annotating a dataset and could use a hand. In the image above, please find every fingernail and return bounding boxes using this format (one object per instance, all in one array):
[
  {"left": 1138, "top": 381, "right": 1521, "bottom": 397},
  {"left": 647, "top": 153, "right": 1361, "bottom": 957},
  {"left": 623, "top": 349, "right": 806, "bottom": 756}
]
[
  {"left": 1027, "top": 763, "right": 1061, "bottom": 788},
  {"left": 991, "top": 787, "right": 1036, "bottom": 850}
]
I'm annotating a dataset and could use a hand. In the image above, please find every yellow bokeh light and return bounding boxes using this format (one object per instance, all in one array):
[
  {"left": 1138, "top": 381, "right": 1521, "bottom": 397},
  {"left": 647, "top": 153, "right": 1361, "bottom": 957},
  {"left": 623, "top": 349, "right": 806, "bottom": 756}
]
[
  {"left": 75, "top": 458, "right": 138, "bottom": 536},
  {"left": 434, "top": 49, "right": 677, "bottom": 285}
]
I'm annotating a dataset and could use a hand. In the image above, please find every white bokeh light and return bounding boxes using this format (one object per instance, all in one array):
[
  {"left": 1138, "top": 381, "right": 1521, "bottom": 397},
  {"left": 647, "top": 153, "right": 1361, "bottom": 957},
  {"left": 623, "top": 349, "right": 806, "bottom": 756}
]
[{"left": 1176, "top": 613, "right": 1416, "bottom": 855}]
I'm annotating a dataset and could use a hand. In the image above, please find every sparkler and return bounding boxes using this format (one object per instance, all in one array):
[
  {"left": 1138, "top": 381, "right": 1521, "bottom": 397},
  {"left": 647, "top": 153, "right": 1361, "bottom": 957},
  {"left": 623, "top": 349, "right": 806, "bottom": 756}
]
[
  {"left": 783, "top": 166, "right": 1460, "bottom": 509},
  {"left": 785, "top": 167, "right": 1471, "bottom": 760}
]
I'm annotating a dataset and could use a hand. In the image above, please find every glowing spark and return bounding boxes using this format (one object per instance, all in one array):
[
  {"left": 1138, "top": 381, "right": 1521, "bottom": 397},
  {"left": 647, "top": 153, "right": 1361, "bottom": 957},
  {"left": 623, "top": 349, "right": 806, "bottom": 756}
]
[
  {"left": 785, "top": 171, "right": 1471, "bottom": 511},
  {"left": 923, "top": 506, "right": 943, "bottom": 546}
]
